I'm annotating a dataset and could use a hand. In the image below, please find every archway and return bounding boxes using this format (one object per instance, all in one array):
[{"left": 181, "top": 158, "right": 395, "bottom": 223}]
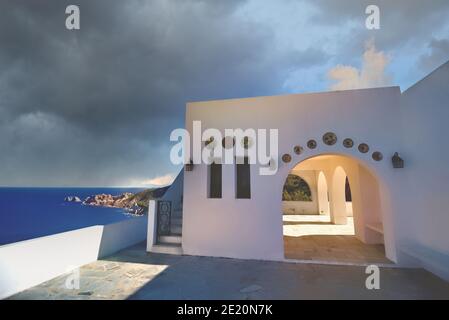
[
  {"left": 282, "top": 154, "right": 390, "bottom": 264},
  {"left": 282, "top": 174, "right": 314, "bottom": 215}
]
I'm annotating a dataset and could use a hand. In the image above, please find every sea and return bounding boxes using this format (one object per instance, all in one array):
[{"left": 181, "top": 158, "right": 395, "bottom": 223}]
[{"left": 0, "top": 187, "right": 146, "bottom": 246}]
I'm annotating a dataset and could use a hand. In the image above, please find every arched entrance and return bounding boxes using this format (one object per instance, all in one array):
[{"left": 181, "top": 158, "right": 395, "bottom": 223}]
[{"left": 282, "top": 154, "right": 391, "bottom": 264}]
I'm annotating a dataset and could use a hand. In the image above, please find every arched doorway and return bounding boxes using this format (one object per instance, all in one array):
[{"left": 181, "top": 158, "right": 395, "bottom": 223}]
[
  {"left": 282, "top": 154, "right": 390, "bottom": 264},
  {"left": 282, "top": 174, "right": 314, "bottom": 215}
]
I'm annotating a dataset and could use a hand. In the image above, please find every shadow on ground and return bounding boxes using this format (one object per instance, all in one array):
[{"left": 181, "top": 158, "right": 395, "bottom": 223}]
[{"left": 8, "top": 242, "right": 449, "bottom": 300}]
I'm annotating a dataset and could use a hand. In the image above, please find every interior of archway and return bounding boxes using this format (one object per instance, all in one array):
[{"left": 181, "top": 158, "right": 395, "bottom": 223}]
[{"left": 282, "top": 154, "right": 391, "bottom": 264}]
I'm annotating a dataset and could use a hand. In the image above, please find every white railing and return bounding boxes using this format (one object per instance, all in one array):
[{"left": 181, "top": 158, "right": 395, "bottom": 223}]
[{"left": 0, "top": 216, "right": 147, "bottom": 299}]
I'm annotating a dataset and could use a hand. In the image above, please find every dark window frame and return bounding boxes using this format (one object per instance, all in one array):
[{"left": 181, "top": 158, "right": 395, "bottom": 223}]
[
  {"left": 236, "top": 156, "right": 251, "bottom": 199},
  {"left": 208, "top": 161, "right": 222, "bottom": 199}
]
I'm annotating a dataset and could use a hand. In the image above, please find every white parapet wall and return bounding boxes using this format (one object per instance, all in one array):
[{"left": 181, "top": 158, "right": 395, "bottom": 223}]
[{"left": 0, "top": 216, "right": 147, "bottom": 299}]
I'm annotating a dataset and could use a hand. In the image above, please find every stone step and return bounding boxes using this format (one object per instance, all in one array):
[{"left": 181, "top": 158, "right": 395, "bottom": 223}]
[
  {"left": 159, "top": 235, "right": 182, "bottom": 245},
  {"left": 151, "top": 243, "right": 183, "bottom": 255}
]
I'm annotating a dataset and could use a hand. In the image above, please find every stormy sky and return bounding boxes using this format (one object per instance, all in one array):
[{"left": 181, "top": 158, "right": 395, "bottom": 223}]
[{"left": 0, "top": 0, "right": 448, "bottom": 187}]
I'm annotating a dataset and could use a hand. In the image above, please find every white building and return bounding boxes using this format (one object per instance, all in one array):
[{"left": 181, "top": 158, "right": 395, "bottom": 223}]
[{"left": 148, "top": 61, "right": 449, "bottom": 281}]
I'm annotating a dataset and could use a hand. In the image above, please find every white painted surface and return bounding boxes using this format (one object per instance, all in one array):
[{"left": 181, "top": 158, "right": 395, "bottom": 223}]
[
  {"left": 161, "top": 170, "right": 184, "bottom": 219},
  {"left": 147, "top": 200, "right": 157, "bottom": 252},
  {"left": 0, "top": 217, "right": 147, "bottom": 299},
  {"left": 317, "top": 171, "right": 330, "bottom": 215},
  {"left": 398, "top": 61, "right": 449, "bottom": 281},
  {"left": 180, "top": 62, "right": 449, "bottom": 281},
  {"left": 282, "top": 201, "right": 317, "bottom": 215},
  {"left": 183, "top": 86, "right": 402, "bottom": 262}
]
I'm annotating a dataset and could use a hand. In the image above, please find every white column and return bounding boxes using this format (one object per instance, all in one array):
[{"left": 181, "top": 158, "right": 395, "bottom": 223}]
[
  {"left": 317, "top": 171, "right": 330, "bottom": 215},
  {"left": 330, "top": 166, "right": 348, "bottom": 225}
]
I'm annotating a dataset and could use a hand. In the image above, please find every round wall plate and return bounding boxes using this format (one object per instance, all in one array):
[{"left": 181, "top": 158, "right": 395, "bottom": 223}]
[
  {"left": 307, "top": 140, "right": 317, "bottom": 149},
  {"left": 241, "top": 136, "right": 252, "bottom": 149},
  {"left": 323, "top": 132, "right": 337, "bottom": 145},
  {"left": 205, "top": 137, "right": 217, "bottom": 149},
  {"left": 358, "top": 143, "right": 369, "bottom": 153},
  {"left": 293, "top": 145, "right": 303, "bottom": 155},
  {"left": 343, "top": 138, "right": 354, "bottom": 148},
  {"left": 372, "top": 151, "right": 383, "bottom": 161},
  {"left": 282, "top": 154, "right": 292, "bottom": 163},
  {"left": 222, "top": 136, "right": 235, "bottom": 149}
]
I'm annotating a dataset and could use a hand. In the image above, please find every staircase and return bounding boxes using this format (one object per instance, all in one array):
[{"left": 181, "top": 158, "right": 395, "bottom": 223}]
[{"left": 151, "top": 216, "right": 183, "bottom": 255}]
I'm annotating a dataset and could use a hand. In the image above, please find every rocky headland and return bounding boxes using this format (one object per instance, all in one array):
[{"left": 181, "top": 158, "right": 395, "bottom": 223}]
[{"left": 64, "top": 186, "right": 169, "bottom": 216}]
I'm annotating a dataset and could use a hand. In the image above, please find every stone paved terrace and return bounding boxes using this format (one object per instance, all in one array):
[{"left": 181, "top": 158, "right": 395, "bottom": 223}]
[
  {"left": 283, "top": 215, "right": 391, "bottom": 264},
  {"left": 8, "top": 242, "right": 449, "bottom": 300}
]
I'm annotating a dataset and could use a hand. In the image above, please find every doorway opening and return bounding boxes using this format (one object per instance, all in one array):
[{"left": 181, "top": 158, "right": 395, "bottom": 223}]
[{"left": 282, "top": 154, "right": 391, "bottom": 264}]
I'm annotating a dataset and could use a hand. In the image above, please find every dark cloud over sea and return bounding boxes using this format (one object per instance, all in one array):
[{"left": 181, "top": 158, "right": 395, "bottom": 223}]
[{"left": 0, "top": 0, "right": 448, "bottom": 186}]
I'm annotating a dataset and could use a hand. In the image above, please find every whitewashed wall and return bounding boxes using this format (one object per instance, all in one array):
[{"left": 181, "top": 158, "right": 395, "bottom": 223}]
[
  {"left": 0, "top": 216, "right": 147, "bottom": 299},
  {"left": 183, "top": 86, "right": 403, "bottom": 262},
  {"left": 399, "top": 62, "right": 449, "bottom": 281}
]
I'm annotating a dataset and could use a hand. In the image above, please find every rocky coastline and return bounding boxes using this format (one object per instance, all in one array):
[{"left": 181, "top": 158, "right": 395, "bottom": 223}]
[{"left": 64, "top": 186, "right": 169, "bottom": 216}]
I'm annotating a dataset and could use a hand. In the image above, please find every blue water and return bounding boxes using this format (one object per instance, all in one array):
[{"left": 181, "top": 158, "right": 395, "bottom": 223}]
[{"left": 0, "top": 188, "right": 146, "bottom": 246}]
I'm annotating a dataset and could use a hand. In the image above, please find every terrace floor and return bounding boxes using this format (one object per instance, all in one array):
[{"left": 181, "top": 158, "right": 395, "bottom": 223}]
[
  {"left": 8, "top": 242, "right": 449, "bottom": 300},
  {"left": 283, "top": 215, "right": 391, "bottom": 264}
]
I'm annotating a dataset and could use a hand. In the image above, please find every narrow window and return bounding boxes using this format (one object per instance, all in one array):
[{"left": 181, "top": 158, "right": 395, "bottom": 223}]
[
  {"left": 236, "top": 157, "right": 251, "bottom": 199},
  {"left": 208, "top": 162, "right": 222, "bottom": 198}
]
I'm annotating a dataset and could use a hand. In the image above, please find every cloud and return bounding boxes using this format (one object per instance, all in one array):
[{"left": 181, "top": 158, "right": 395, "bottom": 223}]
[
  {"left": 0, "top": 0, "right": 300, "bottom": 186},
  {"left": 328, "top": 40, "right": 391, "bottom": 90},
  {"left": 138, "top": 174, "right": 175, "bottom": 187},
  {"left": 420, "top": 38, "right": 449, "bottom": 71},
  {"left": 0, "top": 0, "right": 449, "bottom": 186}
]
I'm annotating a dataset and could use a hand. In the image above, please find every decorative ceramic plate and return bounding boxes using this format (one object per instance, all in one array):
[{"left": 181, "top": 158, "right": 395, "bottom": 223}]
[
  {"left": 372, "top": 151, "right": 383, "bottom": 161},
  {"left": 294, "top": 145, "right": 303, "bottom": 155},
  {"left": 358, "top": 143, "right": 369, "bottom": 153},
  {"left": 241, "top": 136, "right": 252, "bottom": 149},
  {"left": 323, "top": 132, "right": 337, "bottom": 145},
  {"left": 282, "top": 154, "right": 292, "bottom": 163},
  {"left": 343, "top": 138, "right": 354, "bottom": 148},
  {"left": 307, "top": 140, "right": 317, "bottom": 149},
  {"left": 222, "top": 136, "right": 235, "bottom": 149},
  {"left": 205, "top": 136, "right": 215, "bottom": 148}
]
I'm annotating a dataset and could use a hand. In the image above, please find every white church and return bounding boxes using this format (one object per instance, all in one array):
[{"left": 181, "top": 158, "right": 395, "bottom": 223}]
[{"left": 147, "top": 61, "right": 449, "bottom": 281}]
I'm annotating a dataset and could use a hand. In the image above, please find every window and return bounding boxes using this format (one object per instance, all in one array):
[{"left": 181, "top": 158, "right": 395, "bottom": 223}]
[
  {"left": 236, "top": 157, "right": 251, "bottom": 199},
  {"left": 282, "top": 174, "right": 312, "bottom": 201},
  {"left": 208, "top": 162, "right": 222, "bottom": 198}
]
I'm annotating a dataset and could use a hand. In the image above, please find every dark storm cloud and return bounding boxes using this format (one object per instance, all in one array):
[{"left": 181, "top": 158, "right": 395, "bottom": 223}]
[
  {"left": 0, "top": 0, "right": 326, "bottom": 186},
  {"left": 1, "top": 0, "right": 448, "bottom": 186}
]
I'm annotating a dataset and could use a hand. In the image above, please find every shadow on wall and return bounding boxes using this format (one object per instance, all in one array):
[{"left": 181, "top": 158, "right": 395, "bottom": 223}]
[
  {"left": 97, "top": 217, "right": 148, "bottom": 258},
  {"left": 0, "top": 217, "right": 147, "bottom": 299}
]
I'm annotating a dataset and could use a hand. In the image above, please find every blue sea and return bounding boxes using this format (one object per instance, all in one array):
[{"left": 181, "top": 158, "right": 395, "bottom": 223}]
[{"left": 0, "top": 188, "right": 146, "bottom": 246}]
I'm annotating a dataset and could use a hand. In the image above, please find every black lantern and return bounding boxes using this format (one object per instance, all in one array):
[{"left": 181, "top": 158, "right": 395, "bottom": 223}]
[{"left": 392, "top": 152, "right": 404, "bottom": 168}]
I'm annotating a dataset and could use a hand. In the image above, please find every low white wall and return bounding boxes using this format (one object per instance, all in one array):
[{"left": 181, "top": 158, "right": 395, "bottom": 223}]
[
  {"left": 283, "top": 201, "right": 351, "bottom": 216},
  {"left": 282, "top": 201, "right": 317, "bottom": 215},
  {"left": 0, "top": 216, "right": 147, "bottom": 299}
]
